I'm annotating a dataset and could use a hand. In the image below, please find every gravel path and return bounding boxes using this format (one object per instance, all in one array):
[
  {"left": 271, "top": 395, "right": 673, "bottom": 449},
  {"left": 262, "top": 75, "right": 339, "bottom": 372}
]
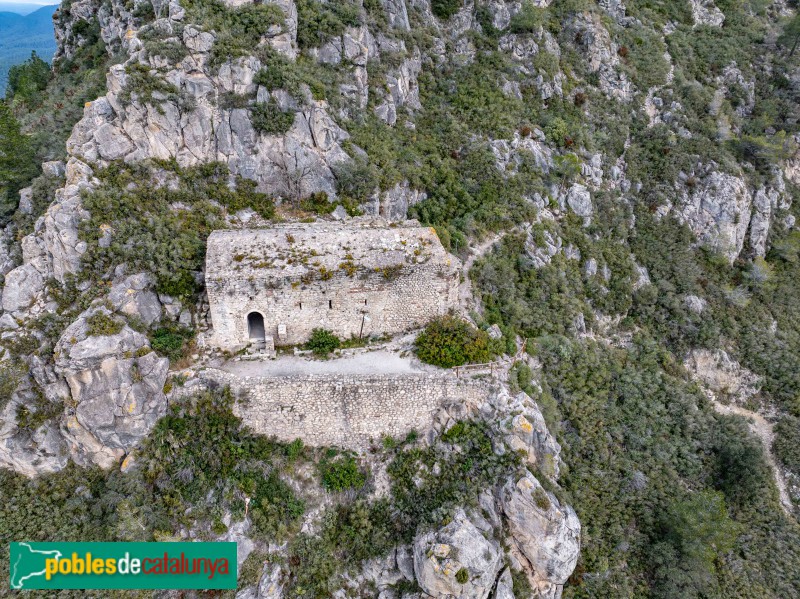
[{"left": 222, "top": 349, "right": 439, "bottom": 377}]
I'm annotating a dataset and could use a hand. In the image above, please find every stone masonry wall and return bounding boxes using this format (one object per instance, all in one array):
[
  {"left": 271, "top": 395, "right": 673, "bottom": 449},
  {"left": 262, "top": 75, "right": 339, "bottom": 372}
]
[
  {"left": 201, "top": 369, "right": 491, "bottom": 447},
  {"left": 207, "top": 264, "right": 459, "bottom": 349}
]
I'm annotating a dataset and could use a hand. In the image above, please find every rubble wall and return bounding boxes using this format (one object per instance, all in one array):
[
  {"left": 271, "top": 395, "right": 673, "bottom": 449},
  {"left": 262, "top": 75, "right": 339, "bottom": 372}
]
[{"left": 202, "top": 369, "right": 491, "bottom": 447}]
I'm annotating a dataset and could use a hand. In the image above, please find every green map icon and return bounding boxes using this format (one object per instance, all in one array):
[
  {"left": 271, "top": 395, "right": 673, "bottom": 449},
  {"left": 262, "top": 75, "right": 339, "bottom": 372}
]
[{"left": 10, "top": 542, "right": 63, "bottom": 589}]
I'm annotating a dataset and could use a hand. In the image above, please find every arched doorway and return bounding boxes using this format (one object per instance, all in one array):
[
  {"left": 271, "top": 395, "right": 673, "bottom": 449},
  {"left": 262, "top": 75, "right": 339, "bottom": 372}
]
[{"left": 247, "top": 312, "right": 266, "bottom": 347}]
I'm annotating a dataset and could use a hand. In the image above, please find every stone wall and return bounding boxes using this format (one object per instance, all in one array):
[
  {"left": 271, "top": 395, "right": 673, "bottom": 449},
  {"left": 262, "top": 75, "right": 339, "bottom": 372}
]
[
  {"left": 205, "top": 222, "right": 460, "bottom": 350},
  {"left": 201, "top": 369, "right": 491, "bottom": 447},
  {"left": 207, "top": 263, "right": 459, "bottom": 349}
]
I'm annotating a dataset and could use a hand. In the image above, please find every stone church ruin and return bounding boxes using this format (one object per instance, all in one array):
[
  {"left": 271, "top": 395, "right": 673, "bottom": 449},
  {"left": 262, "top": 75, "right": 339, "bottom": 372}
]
[{"left": 205, "top": 219, "right": 460, "bottom": 351}]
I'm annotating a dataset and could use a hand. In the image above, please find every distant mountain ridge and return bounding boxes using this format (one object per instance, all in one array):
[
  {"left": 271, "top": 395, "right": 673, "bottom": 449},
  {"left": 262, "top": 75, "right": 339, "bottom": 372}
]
[
  {"left": 0, "top": 2, "right": 55, "bottom": 15},
  {"left": 0, "top": 4, "right": 57, "bottom": 96}
]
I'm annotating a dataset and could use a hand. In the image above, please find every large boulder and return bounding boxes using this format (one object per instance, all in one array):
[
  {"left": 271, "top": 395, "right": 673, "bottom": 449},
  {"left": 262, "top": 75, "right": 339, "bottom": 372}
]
[
  {"left": 690, "top": 0, "right": 725, "bottom": 27},
  {"left": 413, "top": 509, "right": 503, "bottom": 599},
  {"left": 676, "top": 170, "right": 752, "bottom": 263},
  {"left": 565, "top": 184, "right": 593, "bottom": 218},
  {"left": 55, "top": 308, "right": 169, "bottom": 469},
  {"left": 1, "top": 263, "right": 45, "bottom": 313},
  {"left": 108, "top": 273, "right": 163, "bottom": 326},
  {"left": 0, "top": 390, "right": 68, "bottom": 477},
  {"left": 491, "top": 390, "right": 562, "bottom": 479},
  {"left": 499, "top": 471, "right": 581, "bottom": 599}
]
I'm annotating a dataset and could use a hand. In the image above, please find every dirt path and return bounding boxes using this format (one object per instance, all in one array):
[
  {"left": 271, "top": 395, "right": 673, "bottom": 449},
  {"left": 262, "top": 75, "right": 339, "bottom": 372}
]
[
  {"left": 710, "top": 400, "right": 794, "bottom": 515},
  {"left": 458, "top": 232, "right": 505, "bottom": 315},
  {"left": 222, "top": 349, "right": 439, "bottom": 377}
]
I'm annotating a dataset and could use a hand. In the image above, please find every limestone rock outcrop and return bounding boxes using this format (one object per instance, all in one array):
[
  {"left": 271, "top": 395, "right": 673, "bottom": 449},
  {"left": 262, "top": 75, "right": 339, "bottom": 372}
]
[
  {"left": 684, "top": 349, "right": 761, "bottom": 405},
  {"left": 107, "top": 273, "right": 163, "bottom": 326},
  {"left": 493, "top": 390, "right": 563, "bottom": 479},
  {"left": 675, "top": 170, "right": 752, "bottom": 263},
  {"left": 690, "top": 0, "right": 725, "bottom": 27},
  {"left": 500, "top": 471, "right": 581, "bottom": 599},
  {"left": 0, "top": 391, "right": 68, "bottom": 478},
  {"left": 566, "top": 12, "right": 632, "bottom": 102},
  {"left": 54, "top": 309, "right": 169, "bottom": 468},
  {"left": 413, "top": 508, "right": 504, "bottom": 599},
  {"left": 1, "top": 264, "right": 44, "bottom": 313}
]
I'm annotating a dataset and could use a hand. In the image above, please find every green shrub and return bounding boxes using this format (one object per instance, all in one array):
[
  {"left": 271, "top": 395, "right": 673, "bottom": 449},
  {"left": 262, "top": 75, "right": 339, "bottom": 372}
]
[
  {"left": 80, "top": 162, "right": 271, "bottom": 302},
  {"left": 0, "top": 103, "right": 38, "bottom": 220},
  {"left": 181, "top": 0, "right": 285, "bottom": 67},
  {"left": 318, "top": 454, "right": 366, "bottom": 492},
  {"left": 455, "top": 567, "right": 469, "bottom": 584},
  {"left": 144, "top": 39, "right": 189, "bottom": 63},
  {"left": 249, "top": 471, "right": 307, "bottom": 538},
  {"left": 295, "top": 0, "right": 361, "bottom": 48},
  {"left": 254, "top": 51, "right": 300, "bottom": 94},
  {"left": 119, "top": 63, "right": 188, "bottom": 113},
  {"left": 13, "top": 173, "right": 64, "bottom": 237},
  {"left": 12, "top": 25, "right": 108, "bottom": 167},
  {"left": 251, "top": 101, "right": 295, "bottom": 135},
  {"left": 617, "top": 25, "right": 670, "bottom": 89},
  {"left": 713, "top": 416, "right": 771, "bottom": 508},
  {"left": 0, "top": 362, "right": 23, "bottom": 412},
  {"left": 510, "top": 568, "right": 533, "bottom": 599},
  {"left": 532, "top": 486, "right": 551, "bottom": 511},
  {"left": 414, "top": 315, "right": 492, "bottom": 368},
  {"left": 300, "top": 191, "right": 335, "bottom": 214},
  {"left": 222, "top": 177, "right": 275, "bottom": 219},
  {"left": 430, "top": 0, "right": 460, "bottom": 20},
  {"left": 86, "top": 312, "right": 124, "bottom": 337},
  {"left": 218, "top": 91, "right": 252, "bottom": 110},
  {"left": 334, "top": 157, "right": 380, "bottom": 202},
  {"left": 305, "top": 328, "right": 341, "bottom": 356},
  {"left": 773, "top": 415, "right": 800, "bottom": 472},
  {"left": 509, "top": 1, "right": 547, "bottom": 33},
  {"left": 16, "top": 395, "right": 62, "bottom": 432},
  {"left": 150, "top": 323, "right": 195, "bottom": 362},
  {"left": 544, "top": 117, "right": 571, "bottom": 147}
]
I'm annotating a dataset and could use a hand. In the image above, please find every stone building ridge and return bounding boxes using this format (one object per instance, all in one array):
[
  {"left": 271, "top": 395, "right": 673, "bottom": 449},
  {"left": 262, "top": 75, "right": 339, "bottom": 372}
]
[{"left": 205, "top": 218, "right": 460, "bottom": 350}]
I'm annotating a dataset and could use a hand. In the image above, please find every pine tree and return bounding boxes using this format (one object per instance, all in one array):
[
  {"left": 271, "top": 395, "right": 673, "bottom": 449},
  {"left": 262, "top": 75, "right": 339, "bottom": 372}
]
[{"left": 0, "top": 101, "right": 38, "bottom": 220}]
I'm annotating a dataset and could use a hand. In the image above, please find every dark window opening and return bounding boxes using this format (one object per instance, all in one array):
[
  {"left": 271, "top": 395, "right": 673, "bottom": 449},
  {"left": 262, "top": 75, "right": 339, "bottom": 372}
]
[
  {"left": 364, "top": 299, "right": 368, "bottom": 306},
  {"left": 299, "top": 302, "right": 302, "bottom": 309},
  {"left": 328, "top": 300, "right": 333, "bottom": 309}
]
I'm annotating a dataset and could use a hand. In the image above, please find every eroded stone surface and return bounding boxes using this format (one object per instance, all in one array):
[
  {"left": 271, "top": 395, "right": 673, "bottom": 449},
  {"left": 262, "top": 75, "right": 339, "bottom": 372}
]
[
  {"left": 413, "top": 508, "right": 503, "bottom": 599},
  {"left": 500, "top": 471, "right": 581, "bottom": 599}
]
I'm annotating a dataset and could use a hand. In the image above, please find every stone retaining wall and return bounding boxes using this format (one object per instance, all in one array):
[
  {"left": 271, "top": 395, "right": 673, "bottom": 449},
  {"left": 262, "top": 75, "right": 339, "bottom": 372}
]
[{"left": 201, "top": 369, "right": 491, "bottom": 447}]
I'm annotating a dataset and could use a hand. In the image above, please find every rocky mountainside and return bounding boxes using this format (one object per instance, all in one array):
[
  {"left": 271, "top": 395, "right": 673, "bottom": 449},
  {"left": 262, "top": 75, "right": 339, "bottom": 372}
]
[{"left": 2, "top": 0, "right": 800, "bottom": 597}]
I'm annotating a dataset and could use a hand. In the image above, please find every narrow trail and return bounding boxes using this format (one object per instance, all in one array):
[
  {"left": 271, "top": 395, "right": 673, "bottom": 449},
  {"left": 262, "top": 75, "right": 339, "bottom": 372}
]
[
  {"left": 458, "top": 232, "right": 506, "bottom": 315},
  {"left": 710, "top": 400, "right": 794, "bottom": 516}
]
